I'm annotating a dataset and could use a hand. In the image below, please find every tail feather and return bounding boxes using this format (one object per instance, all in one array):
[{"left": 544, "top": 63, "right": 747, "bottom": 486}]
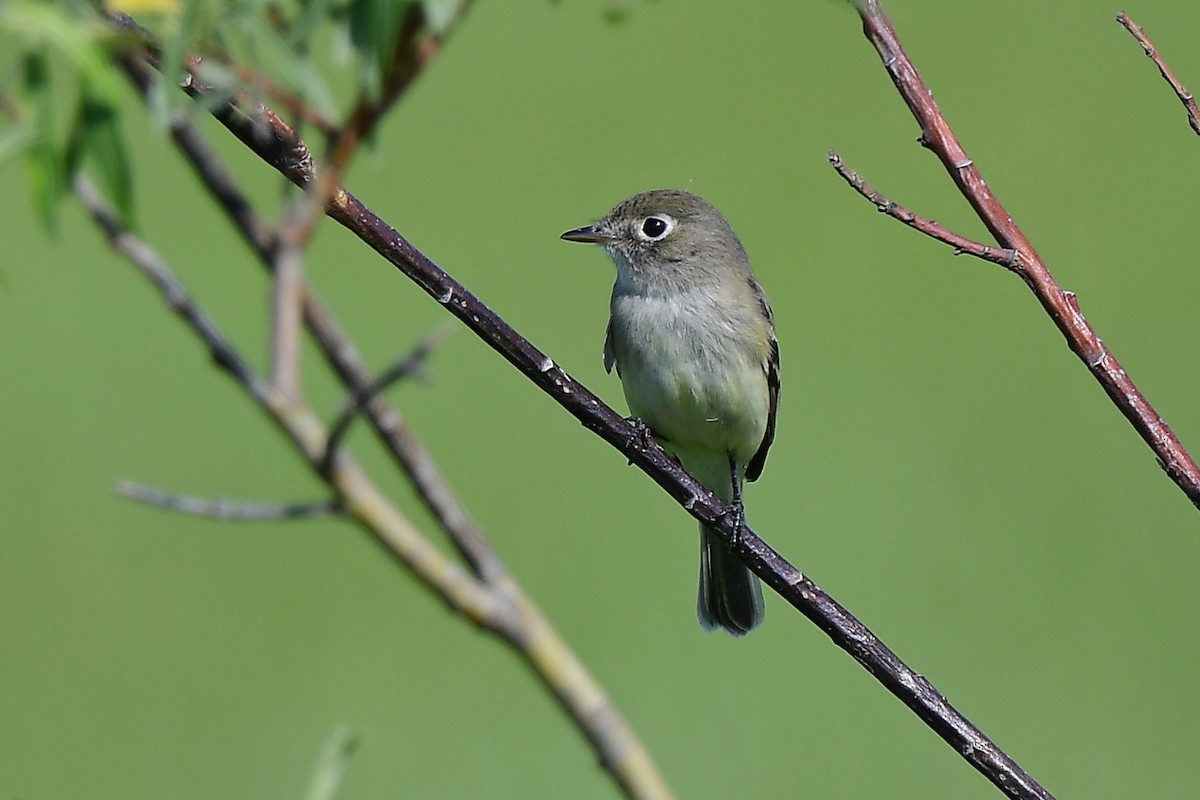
[{"left": 697, "top": 524, "right": 764, "bottom": 636}]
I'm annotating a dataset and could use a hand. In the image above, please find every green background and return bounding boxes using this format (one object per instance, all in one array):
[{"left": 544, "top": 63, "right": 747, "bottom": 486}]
[{"left": 4, "top": 1, "right": 1200, "bottom": 797}]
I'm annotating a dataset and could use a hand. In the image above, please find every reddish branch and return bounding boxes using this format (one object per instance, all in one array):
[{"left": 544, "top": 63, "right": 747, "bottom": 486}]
[
  {"left": 849, "top": 0, "right": 1200, "bottom": 510},
  {"left": 1117, "top": 12, "right": 1200, "bottom": 136},
  {"left": 828, "top": 152, "right": 1020, "bottom": 269}
]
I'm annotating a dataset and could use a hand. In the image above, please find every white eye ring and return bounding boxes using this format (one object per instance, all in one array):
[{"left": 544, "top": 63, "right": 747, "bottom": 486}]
[{"left": 636, "top": 214, "right": 676, "bottom": 242}]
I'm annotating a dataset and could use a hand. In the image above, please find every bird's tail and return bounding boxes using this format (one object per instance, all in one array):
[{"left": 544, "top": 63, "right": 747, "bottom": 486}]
[{"left": 697, "top": 523, "right": 764, "bottom": 636}]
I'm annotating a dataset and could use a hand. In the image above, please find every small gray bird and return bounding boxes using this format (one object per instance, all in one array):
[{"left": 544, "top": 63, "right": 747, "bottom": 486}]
[{"left": 562, "top": 190, "right": 779, "bottom": 636}]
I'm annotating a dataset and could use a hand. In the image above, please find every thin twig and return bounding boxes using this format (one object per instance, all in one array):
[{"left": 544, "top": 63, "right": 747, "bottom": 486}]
[
  {"left": 849, "top": 0, "right": 1200, "bottom": 514},
  {"left": 1117, "top": 12, "right": 1200, "bottom": 136},
  {"left": 72, "top": 174, "right": 271, "bottom": 405},
  {"left": 271, "top": 194, "right": 308, "bottom": 395},
  {"left": 123, "top": 21, "right": 1056, "bottom": 800},
  {"left": 72, "top": 169, "right": 504, "bottom": 629},
  {"left": 829, "top": 151, "right": 1020, "bottom": 270},
  {"left": 271, "top": 171, "right": 341, "bottom": 396},
  {"left": 322, "top": 323, "right": 452, "bottom": 472},
  {"left": 117, "top": 481, "right": 342, "bottom": 520}
]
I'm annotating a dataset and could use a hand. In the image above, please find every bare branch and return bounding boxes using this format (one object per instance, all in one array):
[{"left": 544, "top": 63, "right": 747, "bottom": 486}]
[
  {"left": 322, "top": 323, "right": 453, "bottom": 471},
  {"left": 117, "top": 481, "right": 342, "bottom": 521},
  {"left": 270, "top": 172, "right": 344, "bottom": 397},
  {"left": 829, "top": 151, "right": 1020, "bottom": 270},
  {"left": 271, "top": 197, "right": 308, "bottom": 395},
  {"left": 72, "top": 169, "right": 504, "bottom": 632},
  {"left": 71, "top": 173, "right": 271, "bottom": 406},
  {"left": 1117, "top": 11, "right": 1200, "bottom": 137},
  {"left": 222, "top": 60, "right": 338, "bottom": 137},
  {"left": 850, "top": 0, "right": 1200, "bottom": 513}
]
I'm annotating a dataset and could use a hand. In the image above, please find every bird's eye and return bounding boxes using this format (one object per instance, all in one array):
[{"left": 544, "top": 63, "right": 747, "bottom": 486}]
[{"left": 638, "top": 215, "right": 674, "bottom": 241}]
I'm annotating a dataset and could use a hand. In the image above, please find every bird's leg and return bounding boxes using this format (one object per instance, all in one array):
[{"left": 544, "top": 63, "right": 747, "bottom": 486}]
[{"left": 726, "top": 451, "right": 745, "bottom": 547}]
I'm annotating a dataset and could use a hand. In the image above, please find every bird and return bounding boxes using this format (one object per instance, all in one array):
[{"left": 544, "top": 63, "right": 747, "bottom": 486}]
[{"left": 561, "top": 189, "right": 779, "bottom": 635}]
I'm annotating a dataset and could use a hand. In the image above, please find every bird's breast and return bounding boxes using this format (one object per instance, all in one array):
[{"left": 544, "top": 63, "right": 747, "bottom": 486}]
[{"left": 608, "top": 289, "right": 769, "bottom": 461}]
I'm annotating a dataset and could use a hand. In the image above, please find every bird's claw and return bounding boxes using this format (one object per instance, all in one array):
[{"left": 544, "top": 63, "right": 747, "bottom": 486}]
[{"left": 625, "top": 416, "right": 670, "bottom": 465}]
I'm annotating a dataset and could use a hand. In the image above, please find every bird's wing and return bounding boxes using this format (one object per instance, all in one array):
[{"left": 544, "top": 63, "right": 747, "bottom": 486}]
[
  {"left": 745, "top": 281, "right": 779, "bottom": 483},
  {"left": 603, "top": 318, "right": 618, "bottom": 375}
]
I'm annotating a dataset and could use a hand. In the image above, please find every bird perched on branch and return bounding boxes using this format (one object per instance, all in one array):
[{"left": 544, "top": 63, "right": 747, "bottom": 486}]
[{"left": 562, "top": 189, "right": 779, "bottom": 636}]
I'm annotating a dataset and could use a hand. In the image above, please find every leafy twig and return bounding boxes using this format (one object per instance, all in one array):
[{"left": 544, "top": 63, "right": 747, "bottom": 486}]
[
  {"left": 327, "top": 1, "right": 475, "bottom": 173},
  {"left": 116, "top": 44, "right": 502, "bottom": 581}
]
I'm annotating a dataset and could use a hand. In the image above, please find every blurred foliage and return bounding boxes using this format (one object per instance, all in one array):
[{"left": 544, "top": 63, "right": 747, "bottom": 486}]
[
  {"left": 3, "top": 1, "right": 1200, "bottom": 799},
  {"left": 0, "top": 0, "right": 469, "bottom": 230}
]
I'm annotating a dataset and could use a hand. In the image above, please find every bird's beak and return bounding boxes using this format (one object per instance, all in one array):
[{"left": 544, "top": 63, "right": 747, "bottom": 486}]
[{"left": 560, "top": 225, "right": 612, "bottom": 244}]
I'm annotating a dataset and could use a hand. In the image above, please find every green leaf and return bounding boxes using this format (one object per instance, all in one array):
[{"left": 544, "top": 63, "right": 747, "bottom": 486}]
[
  {"left": 0, "top": 0, "right": 124, "bottom": 106},
  {"left": 287, "top": 0, "right": 337, "bottom": 53},
  {"left": 0, "top": 123, "right": 36, "bottom": 166},
  {"left": 68, "top": 79, "right": 136, "bottom": 230},
  {"left": 21, "top": 49, "right": 64, "bottom": 236},
  {"left": 146, "top": 0, "right": 204, "bottom": 129},
  {"left": 232, "top": 6, "right": 338, "bottom": 121},
  {"left": 346, "top": 0, "right": 409, "bottom": 101},
  {"left": 302, "top": 726, "right": 360, "bottom": 800},
  {"left": 421, "top": 0, "right": 467, "bottom": 34},
  {"left": 1, "top": 0, "right": 140, "bottom": 236}
]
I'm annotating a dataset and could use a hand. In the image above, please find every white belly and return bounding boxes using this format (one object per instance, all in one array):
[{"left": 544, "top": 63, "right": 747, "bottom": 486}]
[{"left": 609, "top": 292, "right": 769, "bottom": 466}]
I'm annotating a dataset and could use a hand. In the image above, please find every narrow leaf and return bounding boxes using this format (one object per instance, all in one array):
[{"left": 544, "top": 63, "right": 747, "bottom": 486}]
[
  {"left": 21, "top": 49, "right": 63, "bottom": 236},
  {"left": 302, "top": 726, "right": 360, "bottom": 800},
  {"left": 70, "top": 79, "right": 136, "bottom": 229}
]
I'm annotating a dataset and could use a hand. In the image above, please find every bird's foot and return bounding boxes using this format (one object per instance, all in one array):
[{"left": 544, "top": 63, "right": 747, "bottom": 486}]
[{"left": 625, "top": 417, "right": 668, "bottom": 465}]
